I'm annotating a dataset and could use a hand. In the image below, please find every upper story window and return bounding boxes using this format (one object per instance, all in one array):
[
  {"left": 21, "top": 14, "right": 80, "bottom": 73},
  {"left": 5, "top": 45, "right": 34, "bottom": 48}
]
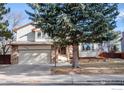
[
  {"left": 37, "top": 32, "right": 42, "bottom": 39},
  {"left": 37, "top": 31, "right": 50, "bottom": 39}
]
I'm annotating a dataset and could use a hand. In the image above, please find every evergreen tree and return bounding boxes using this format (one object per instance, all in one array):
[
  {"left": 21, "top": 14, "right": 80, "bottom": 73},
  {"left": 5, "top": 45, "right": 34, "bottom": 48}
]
[
  {"left": 26, "top": 3, "right": 119, "bottom": 68},
  {"left": 0, "top": 4, "right": 12, "bottom": 55},
  {"left": 0, "top": 4, "right": 12, "bottom": 39}
]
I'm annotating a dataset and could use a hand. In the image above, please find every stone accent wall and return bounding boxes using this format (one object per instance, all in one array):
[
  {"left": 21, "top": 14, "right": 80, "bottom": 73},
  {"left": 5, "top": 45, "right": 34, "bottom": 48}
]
[{"left": 11, "top": 45, "right": 19, "bottom": 64}]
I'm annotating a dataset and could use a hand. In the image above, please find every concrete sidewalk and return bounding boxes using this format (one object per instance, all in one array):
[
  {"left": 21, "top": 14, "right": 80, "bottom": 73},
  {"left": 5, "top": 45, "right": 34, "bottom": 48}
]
[{"left": 0, "top": 74, "right": 124, "bottom": 85}]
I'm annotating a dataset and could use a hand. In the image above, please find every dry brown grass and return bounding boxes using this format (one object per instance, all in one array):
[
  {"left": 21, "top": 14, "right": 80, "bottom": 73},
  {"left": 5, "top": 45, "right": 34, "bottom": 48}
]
[{"left": 51, "top": 62, "right": 124, "bottom": 75}]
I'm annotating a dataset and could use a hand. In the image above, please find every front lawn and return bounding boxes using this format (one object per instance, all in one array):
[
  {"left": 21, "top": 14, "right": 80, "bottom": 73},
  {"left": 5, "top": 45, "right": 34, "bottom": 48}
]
[{"left": 51, "top": 62, "right": 124, "bottom": 74}]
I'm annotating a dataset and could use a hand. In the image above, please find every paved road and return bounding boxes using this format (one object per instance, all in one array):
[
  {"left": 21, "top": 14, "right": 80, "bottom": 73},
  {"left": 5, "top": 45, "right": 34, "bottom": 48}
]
[{"left": 0, "top": 64, "right": 124, "bottom": 85}]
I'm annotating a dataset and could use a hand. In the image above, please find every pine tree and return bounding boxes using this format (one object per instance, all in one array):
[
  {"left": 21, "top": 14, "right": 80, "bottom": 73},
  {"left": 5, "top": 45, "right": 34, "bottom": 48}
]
[
  {"left": 0, "top": 4, "right": 12, "bottom": 55},
  {"left": 0, "top": 4, "right": 12, "bottom": 39},
  {"left": 26, "top": 3, "right": 119, "bottom": 68}
]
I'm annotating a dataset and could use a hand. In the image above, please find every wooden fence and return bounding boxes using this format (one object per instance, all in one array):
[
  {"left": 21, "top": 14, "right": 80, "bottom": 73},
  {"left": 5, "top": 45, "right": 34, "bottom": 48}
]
[
  {"left": 0, "top": 55, "right": 11, "bottom": 64},
  {"left": 99, "top": 52, "right": 124, "bottom": 59}
]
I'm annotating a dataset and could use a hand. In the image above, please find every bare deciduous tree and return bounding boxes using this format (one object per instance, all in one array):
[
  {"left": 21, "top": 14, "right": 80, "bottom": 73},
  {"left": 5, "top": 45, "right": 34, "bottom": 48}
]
[
  {"left": 0, "top": 12, "right": 26, "bottom": 55},
  {"left": 6, "top": 12, "right": 26, "bottom": 30}
]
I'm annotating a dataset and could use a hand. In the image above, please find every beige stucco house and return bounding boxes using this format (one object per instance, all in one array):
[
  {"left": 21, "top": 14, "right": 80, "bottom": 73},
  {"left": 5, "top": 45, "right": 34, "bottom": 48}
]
[
  {"left": 11, "top": 22, "right": 102, "bottom": 64},
  {"left": 11, "top": 23, "right": 98, "bottom": 64}
]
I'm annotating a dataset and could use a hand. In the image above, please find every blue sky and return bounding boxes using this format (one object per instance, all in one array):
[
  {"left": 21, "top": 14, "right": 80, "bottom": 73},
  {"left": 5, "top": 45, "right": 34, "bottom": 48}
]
[
  {"left": 6, "top": 3, "right": 33, "bottom": 27},
  {"left": 6, "top": 3, "right": 124, "bottom": 31}
]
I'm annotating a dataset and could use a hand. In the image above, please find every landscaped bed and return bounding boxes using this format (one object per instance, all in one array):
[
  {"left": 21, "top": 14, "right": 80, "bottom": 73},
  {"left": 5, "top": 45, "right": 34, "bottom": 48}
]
[{"left": 51, "top": 62, "right": 124, "bottom": 74}]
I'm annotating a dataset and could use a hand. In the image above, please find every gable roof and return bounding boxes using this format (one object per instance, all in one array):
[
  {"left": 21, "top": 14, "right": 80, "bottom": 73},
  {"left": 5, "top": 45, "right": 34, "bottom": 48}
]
[
  {"left": 13, "top": 22, "right": 33, "bottom": 32},
  {"left": 32, "top": 28, "right": 41, "bottom": 32}
]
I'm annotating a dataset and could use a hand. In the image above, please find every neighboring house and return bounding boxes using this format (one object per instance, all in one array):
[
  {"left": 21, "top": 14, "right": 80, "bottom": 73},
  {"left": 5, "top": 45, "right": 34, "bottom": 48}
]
[
  {"left": 79, "top": 31, "right": 124, "bottom": 57},
  {"left": 79, "top": 43, "right": 100, "bottom": 57},
  {"left": 79, "top": 32, "right": 124, "bottom": 58},
  {"left": 11, "top": 23, "right": 124, "bottom": 64},
  {"left": 121, "top": 32, "right": 124, "bottom": 52}
]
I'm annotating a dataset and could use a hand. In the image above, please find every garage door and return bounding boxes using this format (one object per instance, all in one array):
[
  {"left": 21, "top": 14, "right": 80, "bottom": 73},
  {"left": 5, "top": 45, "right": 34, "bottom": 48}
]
[{"left": 18, "top": 50, "right": 51, "bottom": 64}]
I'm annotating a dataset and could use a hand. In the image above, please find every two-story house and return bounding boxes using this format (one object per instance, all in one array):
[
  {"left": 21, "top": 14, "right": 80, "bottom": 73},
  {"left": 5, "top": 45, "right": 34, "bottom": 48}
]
[
  {"left": 11, "top": 22, "right": 101, "bottom": 64},
  {"left": 11, "top": 23, "right": 53, "bottom": 64}
]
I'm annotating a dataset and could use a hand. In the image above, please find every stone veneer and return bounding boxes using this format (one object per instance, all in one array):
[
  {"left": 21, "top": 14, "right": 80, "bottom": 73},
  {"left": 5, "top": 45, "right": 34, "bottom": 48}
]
[{"left": 11, "top": 45, "right": 19, "bottom": 64}]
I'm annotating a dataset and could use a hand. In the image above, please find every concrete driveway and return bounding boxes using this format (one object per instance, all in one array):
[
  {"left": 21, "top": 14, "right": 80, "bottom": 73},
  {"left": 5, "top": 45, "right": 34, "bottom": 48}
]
[
  {"left": 0, "top": 64, "right": 52, "bottom": 76},
  {"left": 0, "top": 64, "right": 124, "bottom": 85},
  {"left": 0, "top": 64, "right": 73, "bottom": 85}
]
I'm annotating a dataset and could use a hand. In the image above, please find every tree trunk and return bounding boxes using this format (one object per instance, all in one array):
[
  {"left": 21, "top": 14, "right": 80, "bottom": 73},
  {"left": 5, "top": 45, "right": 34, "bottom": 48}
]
[
  {"left": 66, "top": 45, "right": 70, "bottom": 62},
  {"left": 72, "top": 44, "right": 79, "bottom": 68},
  {"left": 54, "top": 46, "right": 59, "bottom": 67}
]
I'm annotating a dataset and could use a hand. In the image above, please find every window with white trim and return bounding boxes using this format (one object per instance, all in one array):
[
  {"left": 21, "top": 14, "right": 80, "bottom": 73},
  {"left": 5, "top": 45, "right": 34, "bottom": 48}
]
[
  {"left": 37, "top": 32, "right": 42, "bottom": 39},
  {"left": 82, "top": 43, "right": 94, "bottom": 51}
]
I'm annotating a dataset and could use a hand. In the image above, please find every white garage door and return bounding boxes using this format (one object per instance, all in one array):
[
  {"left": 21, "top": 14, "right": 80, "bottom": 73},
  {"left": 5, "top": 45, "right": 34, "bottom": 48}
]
[{"left": 18, "top": 50, "right": 51, "bottom": 64}]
